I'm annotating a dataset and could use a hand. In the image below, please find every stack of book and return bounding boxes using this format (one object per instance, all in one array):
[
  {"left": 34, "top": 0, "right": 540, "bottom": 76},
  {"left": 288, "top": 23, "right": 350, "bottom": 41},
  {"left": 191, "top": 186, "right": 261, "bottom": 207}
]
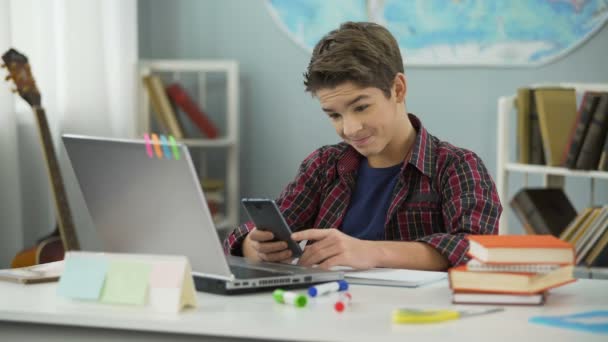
[{"left": 449, "top": 235, "right": 576, "bottom": 305}]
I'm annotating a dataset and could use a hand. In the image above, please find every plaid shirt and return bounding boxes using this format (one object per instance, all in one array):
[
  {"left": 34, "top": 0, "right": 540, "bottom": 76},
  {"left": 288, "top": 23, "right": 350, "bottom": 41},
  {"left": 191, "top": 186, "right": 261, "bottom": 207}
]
[{"left": 224, "top": 114, "right": 501, "bottom": 266}]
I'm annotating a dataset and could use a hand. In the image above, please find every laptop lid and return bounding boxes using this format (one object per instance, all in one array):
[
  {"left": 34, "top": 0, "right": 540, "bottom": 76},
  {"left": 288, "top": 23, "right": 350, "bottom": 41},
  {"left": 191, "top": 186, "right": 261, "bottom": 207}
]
[{"left": 62, "top": 134, "right": 234, "bottom": 281}]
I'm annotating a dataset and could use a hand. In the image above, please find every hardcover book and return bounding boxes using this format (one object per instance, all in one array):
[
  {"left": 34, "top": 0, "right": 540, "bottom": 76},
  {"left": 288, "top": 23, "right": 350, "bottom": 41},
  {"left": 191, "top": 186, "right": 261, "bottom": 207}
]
[
  {"left": 534, "top": 88, "right": 577, "bottom": 166},
  {"left": 467, "top": 234, "right": 574, "bottom": 264},
  {"left": 576, "top": 93, "right": 608, "bottom": 170},
  {"left": 166, "top": 83, "right": 219, "bottom": 139},
  {"left": 510, "top": 188, "right": 577, "bottom": 237}
]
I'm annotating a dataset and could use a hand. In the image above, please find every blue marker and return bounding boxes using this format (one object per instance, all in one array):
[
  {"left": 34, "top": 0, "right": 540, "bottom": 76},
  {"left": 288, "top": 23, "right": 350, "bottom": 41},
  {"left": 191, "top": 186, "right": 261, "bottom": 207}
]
[{"left": 308, "top": 280, "right": 349, "bottom": 297}]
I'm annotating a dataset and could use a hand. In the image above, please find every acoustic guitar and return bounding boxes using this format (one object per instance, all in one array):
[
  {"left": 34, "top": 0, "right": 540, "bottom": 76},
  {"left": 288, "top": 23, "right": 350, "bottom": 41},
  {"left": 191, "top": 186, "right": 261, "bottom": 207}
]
[{"left": 2, "top": 48, "right": 80, "bottom": 267}]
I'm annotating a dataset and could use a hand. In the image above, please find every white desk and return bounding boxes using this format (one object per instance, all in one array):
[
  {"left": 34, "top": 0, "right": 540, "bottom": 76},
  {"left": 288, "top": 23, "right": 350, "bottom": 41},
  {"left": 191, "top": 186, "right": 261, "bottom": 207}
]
[{"left": 0, "top": 279, "right": 606, "bottom": 342}]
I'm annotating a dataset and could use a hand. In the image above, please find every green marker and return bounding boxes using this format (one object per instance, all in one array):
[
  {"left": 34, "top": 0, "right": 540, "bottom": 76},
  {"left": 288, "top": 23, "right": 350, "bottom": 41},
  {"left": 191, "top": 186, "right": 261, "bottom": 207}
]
[
  {"left": 168, "top": 136, "right": 180, "bottom": 160},
  {"left": 273, "top": 289, "right": 307, "bottom": 308}
]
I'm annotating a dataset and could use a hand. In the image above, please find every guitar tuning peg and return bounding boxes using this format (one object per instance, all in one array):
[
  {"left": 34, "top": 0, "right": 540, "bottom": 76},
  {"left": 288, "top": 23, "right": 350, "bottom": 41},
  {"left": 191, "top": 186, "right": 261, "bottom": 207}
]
[
  {"left": 1, "top": 64, "right": 5, "bottom": 68},
  {"left": 22, "top": 86, "right": 29, "bottom": 92},
  {"left": 5, "top": 75, "right": 11, "bottom": 81},
  {"left": 11, "top": 88, "right": 18, "bottom": 93}
]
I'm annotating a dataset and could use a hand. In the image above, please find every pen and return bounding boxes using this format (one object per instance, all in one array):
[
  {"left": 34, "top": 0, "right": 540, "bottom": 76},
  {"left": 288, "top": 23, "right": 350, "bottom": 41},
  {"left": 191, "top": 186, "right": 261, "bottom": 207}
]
[
  {"left": 308, "top": 280, "right": 349, "bottom": 297},
  {"left": 273, "top": 289, "right": 307, "bottom": 308},
  {"left": 334, "top": 292, "right": 352, "bottom": 313}
]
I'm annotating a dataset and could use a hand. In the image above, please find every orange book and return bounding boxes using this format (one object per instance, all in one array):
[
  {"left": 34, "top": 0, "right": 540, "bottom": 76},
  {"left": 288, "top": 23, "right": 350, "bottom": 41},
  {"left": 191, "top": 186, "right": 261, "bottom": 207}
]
[
  {"left": 467, "top": 235, "right": 574, "bottom": 264},
  {"left": 448, "top": 265, "right": 575, "bottom": 295}
]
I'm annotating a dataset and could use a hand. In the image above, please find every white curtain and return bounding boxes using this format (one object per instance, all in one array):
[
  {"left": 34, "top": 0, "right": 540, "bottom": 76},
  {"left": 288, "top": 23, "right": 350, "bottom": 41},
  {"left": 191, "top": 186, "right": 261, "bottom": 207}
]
[{"left": 0, "top": 0, "right": 137, "bottom": 267}]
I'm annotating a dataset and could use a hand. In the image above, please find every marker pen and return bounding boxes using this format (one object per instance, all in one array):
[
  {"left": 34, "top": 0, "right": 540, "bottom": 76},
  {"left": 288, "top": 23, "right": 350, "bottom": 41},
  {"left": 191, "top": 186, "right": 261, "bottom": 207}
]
[
  {"left": 273, "top": 289, "right": 307, "bottom": 308},
  {"left": 334, "top": 292, "right": 352, "bottom": 313},
  {"left": 307, "top": 280, "right": 349, "bottom": 297}
]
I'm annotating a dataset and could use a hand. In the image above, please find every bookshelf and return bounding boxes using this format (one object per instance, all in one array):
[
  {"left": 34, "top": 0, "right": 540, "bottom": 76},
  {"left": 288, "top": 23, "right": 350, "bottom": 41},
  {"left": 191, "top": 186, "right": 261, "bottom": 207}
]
[
  {"left": 496, "top": 82, "right": 608, "bottom": 234},
  {"left": 137, "top": 59, "right": 239, "bottom": 232}
]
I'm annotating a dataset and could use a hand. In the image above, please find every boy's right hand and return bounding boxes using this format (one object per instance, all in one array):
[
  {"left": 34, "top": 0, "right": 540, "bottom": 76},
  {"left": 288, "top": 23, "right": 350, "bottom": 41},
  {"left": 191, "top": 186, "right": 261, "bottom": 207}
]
[{"left": 242, "top": 227, "right": 293, "bottom": 263}]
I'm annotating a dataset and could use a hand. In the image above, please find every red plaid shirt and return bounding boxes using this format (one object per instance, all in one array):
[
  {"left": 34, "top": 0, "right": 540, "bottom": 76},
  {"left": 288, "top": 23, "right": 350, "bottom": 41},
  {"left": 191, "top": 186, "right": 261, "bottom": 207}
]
[{"left": 224, "top": 114, "right": 501, "bottom": 266}]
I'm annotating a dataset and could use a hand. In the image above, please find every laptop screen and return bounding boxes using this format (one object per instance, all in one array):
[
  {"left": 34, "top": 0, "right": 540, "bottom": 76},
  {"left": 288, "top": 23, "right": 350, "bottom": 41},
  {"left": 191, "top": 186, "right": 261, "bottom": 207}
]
[{"left": 62, "top": 134, "right": 233, "bottom": 280}]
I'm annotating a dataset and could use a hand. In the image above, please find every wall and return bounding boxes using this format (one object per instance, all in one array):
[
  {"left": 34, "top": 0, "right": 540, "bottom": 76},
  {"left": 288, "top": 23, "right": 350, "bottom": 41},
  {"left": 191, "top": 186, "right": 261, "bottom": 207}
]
[{"left": 139, "top": 0, "right": 608, "bottom": 233}]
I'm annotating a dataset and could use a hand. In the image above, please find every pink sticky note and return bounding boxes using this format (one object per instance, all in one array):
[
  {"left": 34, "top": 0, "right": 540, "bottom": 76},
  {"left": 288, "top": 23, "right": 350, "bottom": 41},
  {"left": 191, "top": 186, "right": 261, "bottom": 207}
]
[
  {"left": 149, "top": 262, "right": 184, "bottom": 288},
  {"left": 143, "top": 133, "right": 154, "bottom": 158}
]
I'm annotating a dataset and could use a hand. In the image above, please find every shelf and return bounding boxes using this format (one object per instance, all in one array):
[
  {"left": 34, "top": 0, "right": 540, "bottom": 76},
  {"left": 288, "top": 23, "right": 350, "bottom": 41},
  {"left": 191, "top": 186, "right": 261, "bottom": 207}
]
[
  {"left": 506, "top": 163, "right": 608, "bottom": 180},
  {"left": 179, "top": 137, "right": 236, "bottom": 148}
]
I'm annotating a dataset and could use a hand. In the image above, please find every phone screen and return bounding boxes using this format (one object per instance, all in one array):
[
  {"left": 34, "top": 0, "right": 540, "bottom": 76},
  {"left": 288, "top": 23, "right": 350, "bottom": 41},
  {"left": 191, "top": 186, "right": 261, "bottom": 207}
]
[{"left": 241, "top": 198, "right": 303, "bottom": 257}]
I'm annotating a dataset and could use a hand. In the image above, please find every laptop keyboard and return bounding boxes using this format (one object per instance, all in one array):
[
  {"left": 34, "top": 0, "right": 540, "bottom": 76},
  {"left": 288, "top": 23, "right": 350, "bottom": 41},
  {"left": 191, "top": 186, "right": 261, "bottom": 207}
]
[{"left": 230, "top": 265, "right": 291, "bottom": 279}]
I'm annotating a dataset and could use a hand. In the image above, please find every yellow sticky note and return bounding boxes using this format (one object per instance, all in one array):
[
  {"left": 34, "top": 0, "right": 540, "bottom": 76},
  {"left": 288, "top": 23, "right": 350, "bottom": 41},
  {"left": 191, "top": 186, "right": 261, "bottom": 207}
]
[{"left": 100, "top": 260, "right": 151, "bottom": 305}]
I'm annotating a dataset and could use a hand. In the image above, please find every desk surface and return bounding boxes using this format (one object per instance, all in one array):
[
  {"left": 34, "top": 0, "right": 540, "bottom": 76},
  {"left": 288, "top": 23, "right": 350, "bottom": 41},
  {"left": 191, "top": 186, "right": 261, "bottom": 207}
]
[{"left": 0, "top": 279, "right": 606, "bottom": 342}]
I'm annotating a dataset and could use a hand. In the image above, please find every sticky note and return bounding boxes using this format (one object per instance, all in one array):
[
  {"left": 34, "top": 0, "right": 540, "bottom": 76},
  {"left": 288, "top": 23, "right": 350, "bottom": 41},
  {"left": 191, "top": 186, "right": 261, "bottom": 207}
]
[
  {"left": 57, "top": 256, "right": 108, "bottom": 300},
  {"left": 169, "top": 136, "right": 180, "bottom": 160},
  {"left": 100, "top": 260, "right": 151, "bottom": 305},
  {"left": 143, "top": 133, "right": 153, "bottom": 158},
  {"left": 160, "top": 135, "right": 172, "bottom": 160},
  {"left": 150, "top": 261, "right": 184, "bottom": 288},
  {"left": 151, "top": 134, "right": 163, "bottom": 159}
]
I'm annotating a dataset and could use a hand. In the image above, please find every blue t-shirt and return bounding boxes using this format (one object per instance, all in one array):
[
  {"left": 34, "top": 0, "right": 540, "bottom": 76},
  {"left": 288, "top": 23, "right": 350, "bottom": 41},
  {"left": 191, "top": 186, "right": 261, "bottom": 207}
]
[{"left": 340, "top": 159, "right": 401, "bottom": 240}]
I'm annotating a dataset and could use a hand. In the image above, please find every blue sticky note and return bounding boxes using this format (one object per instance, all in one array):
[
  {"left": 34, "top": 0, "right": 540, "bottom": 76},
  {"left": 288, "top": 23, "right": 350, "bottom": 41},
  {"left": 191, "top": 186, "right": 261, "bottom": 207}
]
[
  {"left": 160, "top": 135, "right": 172, "bottom": 160},
  {"left": 529, "top": 311, "right": 608, "bottom": 335},
  {"left": 57, "top": 256, "right": 109, "bottom": 300}
]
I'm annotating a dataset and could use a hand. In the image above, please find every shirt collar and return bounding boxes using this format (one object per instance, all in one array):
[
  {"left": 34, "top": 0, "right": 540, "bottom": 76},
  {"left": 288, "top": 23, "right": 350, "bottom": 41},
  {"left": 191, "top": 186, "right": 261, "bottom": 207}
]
[{"left": 337, "top": 113, "right": 434, "bottom": 178}]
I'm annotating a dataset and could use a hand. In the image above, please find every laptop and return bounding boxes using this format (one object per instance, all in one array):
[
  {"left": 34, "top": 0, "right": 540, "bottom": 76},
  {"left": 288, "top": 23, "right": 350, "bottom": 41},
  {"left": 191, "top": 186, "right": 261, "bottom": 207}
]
[{"left": 62, "top": 134, "right": 343, "bottom": 294}]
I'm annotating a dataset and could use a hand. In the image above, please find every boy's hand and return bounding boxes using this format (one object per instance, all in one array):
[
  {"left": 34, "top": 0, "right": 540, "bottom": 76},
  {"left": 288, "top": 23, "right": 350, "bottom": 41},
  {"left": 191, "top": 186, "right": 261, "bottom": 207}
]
[
  {"left": 291, "top": 228, "right": 377, "bottom": 270},
  {"left": 242, "top": 227, "right": 292, "bottom": 262}
]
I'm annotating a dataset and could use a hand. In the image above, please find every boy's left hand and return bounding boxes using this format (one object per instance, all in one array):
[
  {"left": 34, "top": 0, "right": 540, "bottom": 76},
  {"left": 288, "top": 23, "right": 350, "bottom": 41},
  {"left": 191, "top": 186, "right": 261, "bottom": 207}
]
[{"left": 291, "top": 228, "right": 377, "bottom": 270}]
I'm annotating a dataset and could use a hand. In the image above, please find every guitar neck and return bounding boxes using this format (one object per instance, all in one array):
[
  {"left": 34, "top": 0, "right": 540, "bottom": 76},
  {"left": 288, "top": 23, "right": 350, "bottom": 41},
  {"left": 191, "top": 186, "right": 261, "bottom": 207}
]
[{"left": 33, "top": 106, "right": 80, "bottom": 251}]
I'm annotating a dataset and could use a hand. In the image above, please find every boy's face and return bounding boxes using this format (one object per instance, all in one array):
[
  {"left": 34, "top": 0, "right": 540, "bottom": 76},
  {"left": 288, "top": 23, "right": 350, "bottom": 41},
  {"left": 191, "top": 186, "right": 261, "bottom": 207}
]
[{"left": 317, "top": 80, "right": 405, "bottom": 164}]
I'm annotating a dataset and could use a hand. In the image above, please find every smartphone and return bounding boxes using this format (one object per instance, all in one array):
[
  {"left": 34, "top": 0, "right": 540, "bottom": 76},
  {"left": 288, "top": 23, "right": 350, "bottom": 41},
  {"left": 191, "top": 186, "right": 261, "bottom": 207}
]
[{"left": 241, "top": 198, "right": 303, "bottom": 257}]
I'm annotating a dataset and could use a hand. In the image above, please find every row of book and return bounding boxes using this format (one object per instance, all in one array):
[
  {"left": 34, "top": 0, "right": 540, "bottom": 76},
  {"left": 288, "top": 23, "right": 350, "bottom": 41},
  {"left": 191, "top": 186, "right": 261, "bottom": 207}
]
[
  {"left": 449, "top": 235, "right": 575, "bottom": 305},
  {"left": 142, "top": 75, "right": 220, "bottom": 139},
  {"left": 510, "top": 188, "right": 608, "bottom": 267},
  {"left": 516, "top": 87, "right": 608, "bottom": 170}
]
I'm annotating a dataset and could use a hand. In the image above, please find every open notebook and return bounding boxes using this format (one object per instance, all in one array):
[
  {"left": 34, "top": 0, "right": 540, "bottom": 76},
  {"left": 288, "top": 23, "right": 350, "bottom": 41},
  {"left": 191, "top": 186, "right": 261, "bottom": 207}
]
[{"left": 334, "top": 267, "right": 447, "bottom": 288}]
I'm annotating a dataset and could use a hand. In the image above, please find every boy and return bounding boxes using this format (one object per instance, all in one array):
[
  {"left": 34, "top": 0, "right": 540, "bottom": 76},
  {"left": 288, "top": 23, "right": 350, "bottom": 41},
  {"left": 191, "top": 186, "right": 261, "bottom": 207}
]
[{"left": 224, "top": 22, "right": 501, "bottom": 271}]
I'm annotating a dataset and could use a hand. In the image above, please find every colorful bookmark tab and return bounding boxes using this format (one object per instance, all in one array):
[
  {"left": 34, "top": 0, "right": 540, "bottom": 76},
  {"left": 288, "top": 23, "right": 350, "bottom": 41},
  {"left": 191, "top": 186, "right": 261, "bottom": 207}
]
[
  {"left": 143, "top": 133, "right": 154, "bottom": 158},
  {"left": 169, "top": 136, "right": 180, "bottom": 160},
  {"left": 150, "top": 134, "right": 163, "bottom": 159},
  {"left": 160, "top": 135, "right": 172, "bottom": 160}
]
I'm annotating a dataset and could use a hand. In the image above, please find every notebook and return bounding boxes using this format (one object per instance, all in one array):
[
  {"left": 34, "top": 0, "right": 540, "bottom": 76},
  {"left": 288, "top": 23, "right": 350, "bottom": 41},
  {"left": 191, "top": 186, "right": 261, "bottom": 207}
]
[{"left": 343, "top": 268, "right": 447, "bottom": 287}]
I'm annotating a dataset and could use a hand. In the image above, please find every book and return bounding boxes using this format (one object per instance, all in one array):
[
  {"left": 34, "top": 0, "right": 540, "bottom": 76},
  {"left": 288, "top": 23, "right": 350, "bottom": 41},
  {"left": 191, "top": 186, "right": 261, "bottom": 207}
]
[
  {"left": 564, "top": 92, "right": 601, "bottom": 168},
  {"left": 585, "top": 226, "right": 608, "bottom": 266},
  {"left": 467, "top": 234, "right": 574, "bottom": 264},
  {"left": 516, "top": 88, "right": 531, "bottom": 164},
  {"left": 598, "top": 132, "right": 608, "bottom": 171},
  {"left": 448, "top": 264, "right": 575, "bottom": 294},
  {"left": 510, "top": 188, "right": 577, "bottom": 237},
  {"left": 466, "top": 259, "right": 560, "bottom": 274},
  {"left": 534, "top": 88, "right": 577, "bottom": 166},
  {"left": 529, "top": 88, "right": 546, "bottom": 165},
  {"left": 343, "top": 268, "right": 446, "bottom": 287},
  {"left": 0, "top": 260, "right": 64, "bottom": 284},
  {"left": 560, "top": 207, "right": 593, "bottom": 242},
  {"left": 452, "top": 291, "right": 546, "bottom": 305},
  {"left": 570, "top": 208, "right": 602, "bottom": 245},
  {"left": 576, "top": 92, "right": 608, "bottom": 170},
  {"left": 166, "top": 83, "right": 219, "bottom": 139},
  {"left": 142, "top": 75, "right": 185, "bottom": 139},
  {"left": 574, "top": 206, "right": 608, "bottom": 264}
]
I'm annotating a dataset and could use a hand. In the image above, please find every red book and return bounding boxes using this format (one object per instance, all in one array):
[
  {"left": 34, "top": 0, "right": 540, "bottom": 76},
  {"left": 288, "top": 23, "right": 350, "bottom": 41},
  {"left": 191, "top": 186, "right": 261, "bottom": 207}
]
[
  {"left": 166, "top": 83, "right": 219, "bottom": 138},
  {"left": 467, "top": 235, "right": 574, "bottom": 265}
]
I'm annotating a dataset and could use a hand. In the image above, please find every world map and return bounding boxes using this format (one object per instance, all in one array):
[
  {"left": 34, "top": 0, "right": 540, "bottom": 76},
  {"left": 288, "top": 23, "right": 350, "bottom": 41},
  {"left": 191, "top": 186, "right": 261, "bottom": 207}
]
[{"left": 266, "top": 0, "right": 608, "bottom": 66}]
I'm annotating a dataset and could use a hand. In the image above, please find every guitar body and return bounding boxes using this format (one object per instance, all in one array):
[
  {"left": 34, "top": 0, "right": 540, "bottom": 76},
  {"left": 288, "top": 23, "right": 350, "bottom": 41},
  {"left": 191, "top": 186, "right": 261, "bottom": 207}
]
[
  {"left": 3, "top": 48, "right": 80, "bottom": 268},
  {"left": 11, "top": 235, "right": 64, "bottom": 268}
]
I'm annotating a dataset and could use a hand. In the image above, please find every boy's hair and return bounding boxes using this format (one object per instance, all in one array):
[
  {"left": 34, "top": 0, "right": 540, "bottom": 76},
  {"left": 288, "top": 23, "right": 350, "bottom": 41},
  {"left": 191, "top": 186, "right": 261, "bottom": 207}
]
[{"left": 303, "top": 22, "right": 404, "bottom": 98}]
